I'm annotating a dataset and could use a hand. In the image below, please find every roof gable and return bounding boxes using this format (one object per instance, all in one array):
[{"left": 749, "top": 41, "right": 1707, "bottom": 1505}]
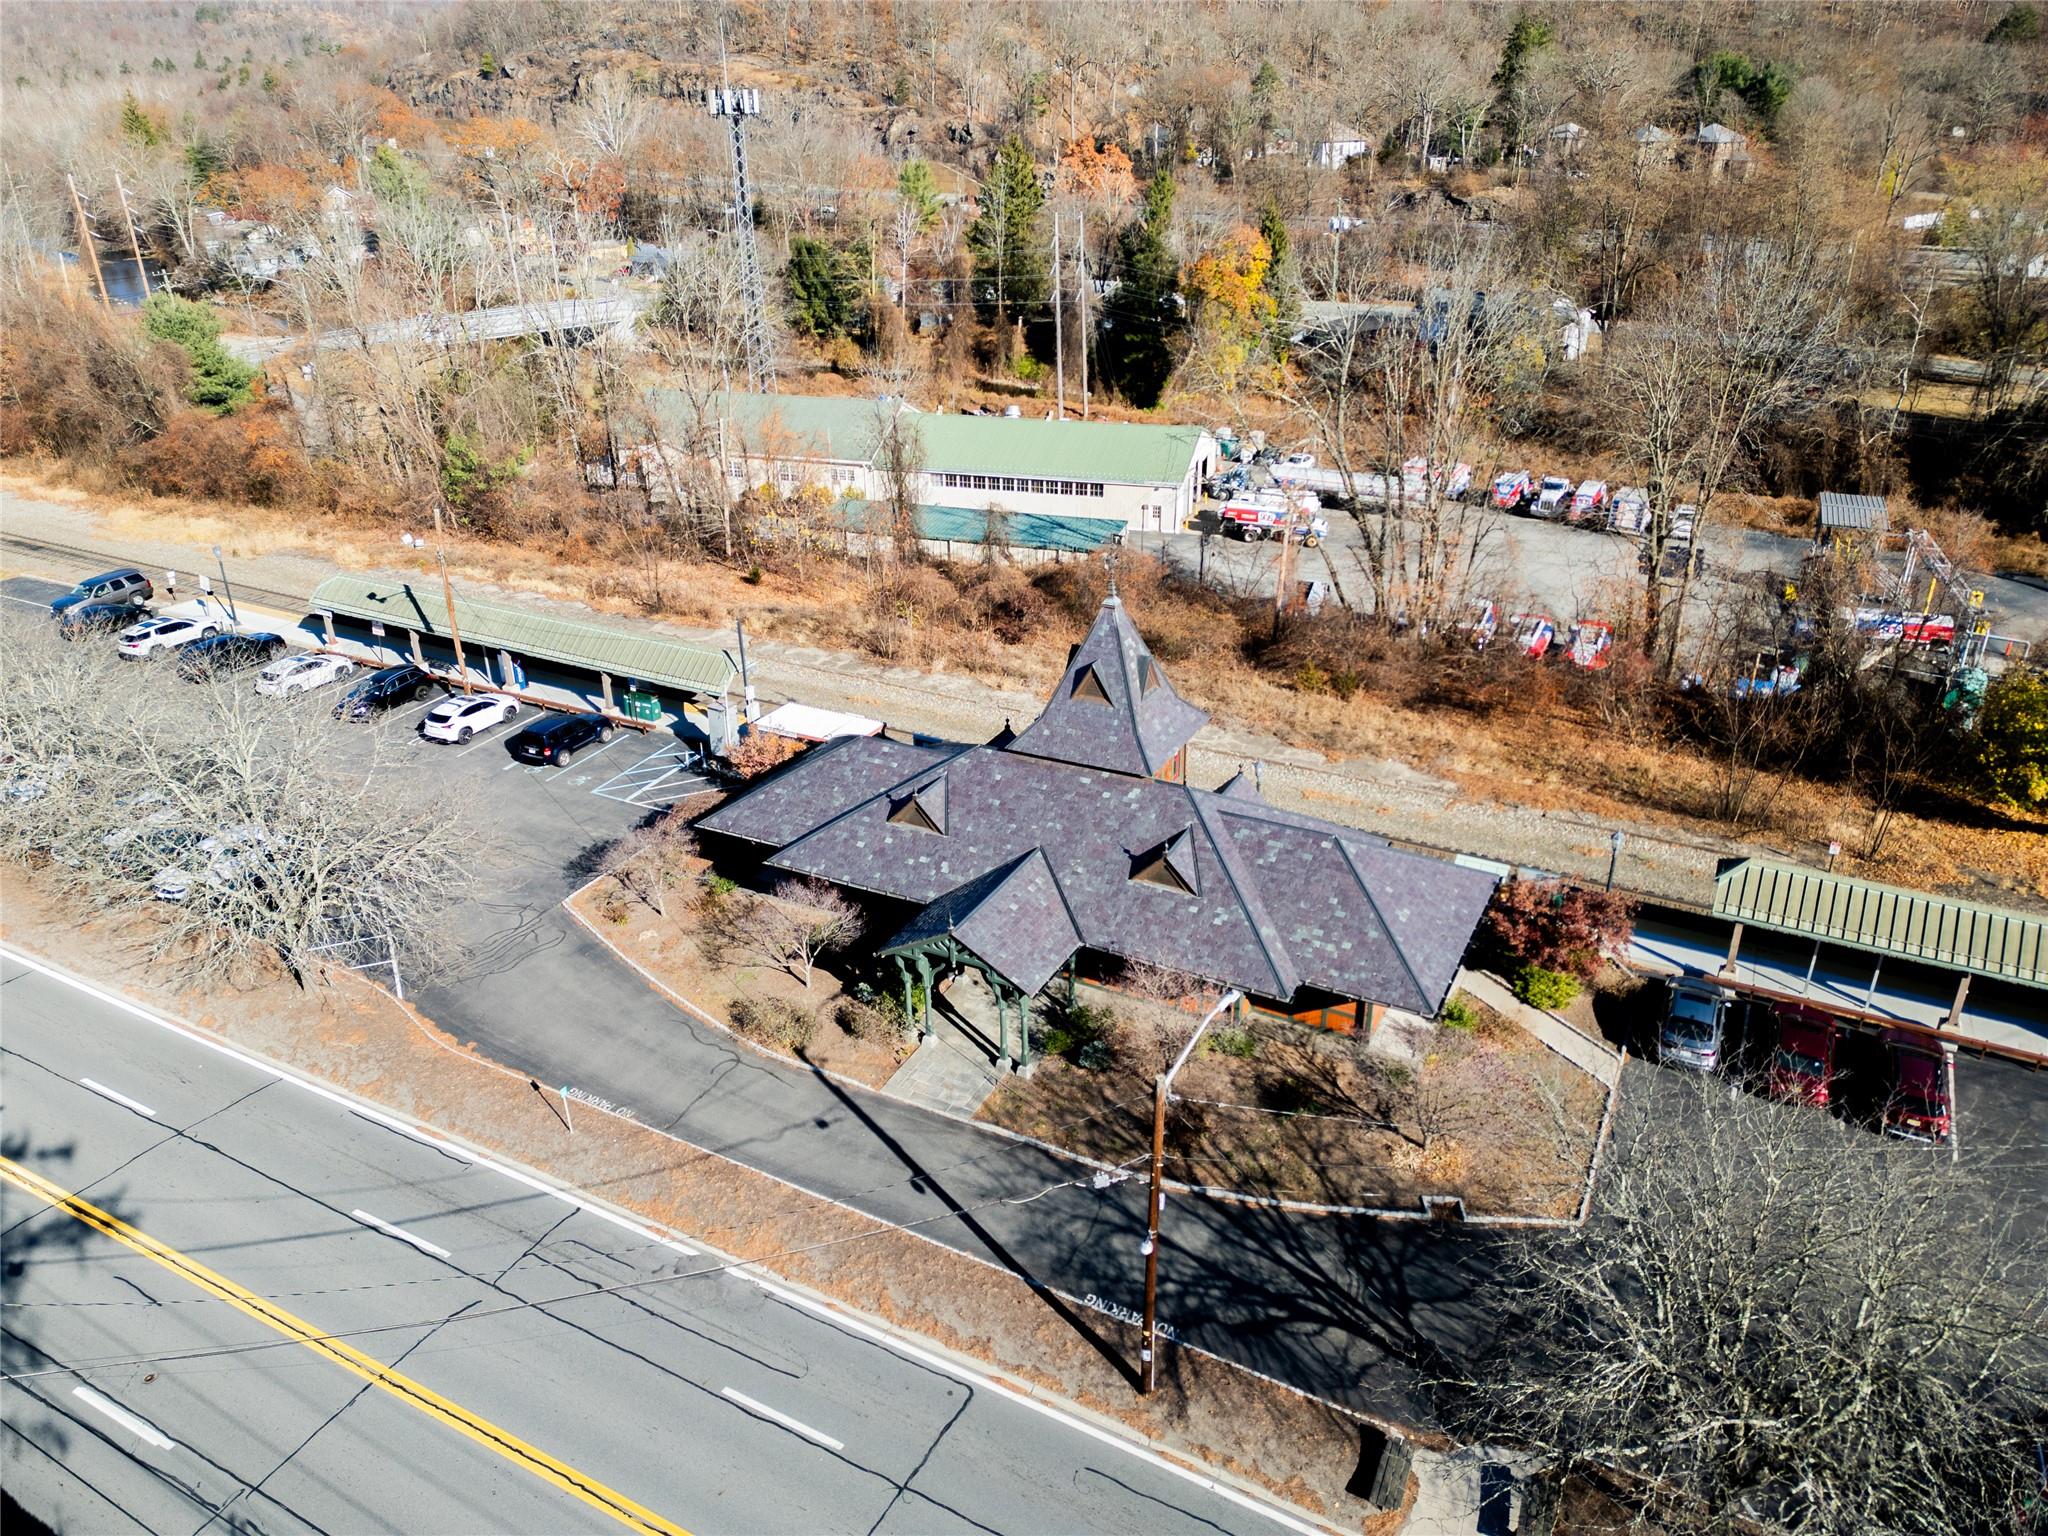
[
  {"left": 1007, "top": 595, "right": 1209, "bottom": 777},
  {"left": 881, "top": 849, "right": 1080, "bottom": 996}
]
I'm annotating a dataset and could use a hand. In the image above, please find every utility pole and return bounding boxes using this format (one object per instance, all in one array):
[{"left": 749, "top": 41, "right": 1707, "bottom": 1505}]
[
  {"left": 66, "top": 174, "right": 112, "bottom": 315},
  {"left": 112, "top": 173, "right": 150, "bottom": 300},
  {"left": 1139, "top": 989, "right": 1241, "bottom": 1396},
  {"left": 1141, "top": 1072, "right": 1167, "bottom": 1394},
  {"left": 431, "top": 505, "right": 473, "bottom": 694},
  {"left": 1052, "top": 213, "right": 1065, "bottom": 418},
  {"left": 1076, "top": 211, "right": 1090, "bottom": 419},
  {"left": 709, "top": 85, "right": 775, "bottom": 392}
]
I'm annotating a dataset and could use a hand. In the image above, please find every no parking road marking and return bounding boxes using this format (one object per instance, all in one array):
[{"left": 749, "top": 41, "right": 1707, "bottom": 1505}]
[{"left": 591, "top": 745, "right": 714, "bottom": 809}]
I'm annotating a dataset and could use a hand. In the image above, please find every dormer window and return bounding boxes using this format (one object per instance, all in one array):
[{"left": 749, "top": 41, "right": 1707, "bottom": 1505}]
[
  {"left": 1138, "top": 655, "right": 1159, "bottom": 696},
  {"left": 886, "top": 775, "right": 948, "bottom": 834},
  {"left": 1071, "top": 663, "right": 1112, "bottom": 704},
  {"left": 1129, "top": 827, "right": 1198, "bottom": 895}
]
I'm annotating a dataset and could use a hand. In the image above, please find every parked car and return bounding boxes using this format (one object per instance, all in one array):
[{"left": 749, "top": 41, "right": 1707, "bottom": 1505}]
[
  {"left": 1490, "top": 470, "right": 1534, "bottom": 510},
  {"left": 333, "top": 663, "right": 441, "bottom": 721},
  {"left": 1508, "top": 611, "right": 1556, "bottom": 659},
  {"left": 1882, "top": 1036, "right": 1952, "bottom": 1143},
  {"left": 175, "top": 632, "right": 287, "bottom": 682},
  {"left": 116, "top": 615, "right": 219, "bottom": 659},
  {"left": 1608, "top": 487, "right": 1650, "bottom": 535},
  {"left": 1667, "top": 504, "right": 1698, "bottom": 545},
  {"left": 49, "top": 567, "right": 152, "bottom": 617},
  {"left": 104, "top": 824, "right": 204, "bottom": 883},
  {"left": 1277, "top": 451, "right": 1317, "bottom": 470},
  {"left": 420, "top": 692, "right": 521, "bottom": 744},
  {"left": 1658, "top": 978, "right": 1731, "bottom": 1072},
  {"left": 56, "top": 601, "right": 145, "bottom": 640},
  {"left": 1457, "top": 598, "right": 1499, "bottom": 649},
  {"left": 1568, "top": 480, "right": 1609, "bottom": 522},
  {"left": 1768, "top": 1006, "right": 1838, "bottom": 1107},
  {"left": 506, "top": 712, "right": 614, "bottom": 767},
  {"left": 1532, "top": 475, "right": 1575, "bottom": 518},
  {"left": 152, "top": 824, "right": 267, "bottom": 903},
  {"left": 1566, "top": 620, "right": 1614, "bottom": 669},
  {"left": 255, "top": 652, "right": 357, "bottom": 697}
]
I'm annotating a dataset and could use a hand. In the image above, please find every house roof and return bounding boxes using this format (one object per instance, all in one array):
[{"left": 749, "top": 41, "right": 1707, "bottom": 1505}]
[
  {"left": 308, "top": 574, "right": 736, "bottom": 697},
  {"left": 1695, "top": 123, "right": 1745, "bottom": 145},
  {"left": 911, "top": 411, "right": 1210, "bottom": 488},
  {"left": 1713, "top": 858, "right": 2045, "bottom": 989},
  {"left": 880, "top": 848, "right": 1081, "bottom": 996},
  {"left": 1818, "top": 491, "right": 1888, "bottom": 531},
  {"left": 648, "top": 389, "right": 895, "bottom": 464},
  {"left": 1632, "top": 123, "right": 1675, "bottom": 143},
  {"left": 1008, "top": 595, "right": 1209, "bottom": 777},
  {"left": 696, "top": 596, "right": 1497, "bottom": 1012}
]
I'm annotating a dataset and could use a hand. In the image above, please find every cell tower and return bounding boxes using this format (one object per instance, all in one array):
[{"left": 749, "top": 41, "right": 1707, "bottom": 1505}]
[{"left": 708, "top": 86, "right": 776, "bottom": 393}]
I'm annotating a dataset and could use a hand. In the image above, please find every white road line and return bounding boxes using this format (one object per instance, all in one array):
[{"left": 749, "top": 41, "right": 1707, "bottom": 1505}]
[
  {"left": 547, "top": 735, "right": 622, "bottom": 781},
  {"left": 0, "top": 944, "right": 1324, "bottom": 1536},
  {"left": 1, "top": 591, "right": 54, "bottom": 609},
  {"left": 719, "top": 1387, "right": 845, "bottom": 1452},
  {"left": 77, "top": 1078, "right": 158, "bottom": 1118},
  {"left": 72, "top": 1385, "right": 177, "bottom": 1450},
  {"left": 349, "top": 1208, "right": 452, "bottom": 1260}
]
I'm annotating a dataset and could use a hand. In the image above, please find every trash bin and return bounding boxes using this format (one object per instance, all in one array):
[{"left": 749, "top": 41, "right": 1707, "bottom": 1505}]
[{"left": 620, "top": 689, "right": 661, "bottom": 723}]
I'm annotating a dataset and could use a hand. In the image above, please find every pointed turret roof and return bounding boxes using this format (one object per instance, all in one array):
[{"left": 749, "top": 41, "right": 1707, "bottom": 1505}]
[{"left": 1006, "top": 595, "right": 1208, "bottom": 777}]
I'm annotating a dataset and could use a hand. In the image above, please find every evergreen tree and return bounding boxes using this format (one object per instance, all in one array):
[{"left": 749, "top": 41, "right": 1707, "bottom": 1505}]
[
  {"left": 142, "top": 294, "right": 257, "bottom": 414},
  {"left": 1256, "top": 203, "right": 1300, "bottom": 353},
  {"left": 119, "top": 92, "right": 163, "bottom": 147},
  {"left": 1098, "top": 172, "right": 1183, "bottom": 407},
  {"left": 366, "top": 145, "right": 429, "bottom": 208},
  {"left": 966, "top": 137, "right": 1047, "bottom": 330},
  {"left": 786, "top": 236, "right": 860, "bottom": 339},
  {"left": 897, "top": 159, "right": 941, "bottom": 232}
]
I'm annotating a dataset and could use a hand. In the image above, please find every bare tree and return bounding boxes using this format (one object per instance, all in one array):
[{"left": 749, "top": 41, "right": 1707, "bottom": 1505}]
[
  {"left": 0, "top": 626, "right": 475, "bottom": 984},
  {"left": 1448, "top": 1072, "right": 2046, "bottom": 1536},
  {"left": 701, "top": 876, "right": 862, "bottom": 990}
]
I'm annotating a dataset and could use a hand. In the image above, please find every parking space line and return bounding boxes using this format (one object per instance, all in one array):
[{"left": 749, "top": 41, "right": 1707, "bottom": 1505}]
[{"left": 547, "top": 734, "right": 623, "bottom": 781}]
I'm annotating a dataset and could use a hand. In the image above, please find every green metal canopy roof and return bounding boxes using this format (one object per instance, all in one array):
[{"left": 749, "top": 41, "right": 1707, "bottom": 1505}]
[
  {"left": 646, "top": 389, "right": 892, "bottom": 464},
  {"left": 912, "top": 411, "right": 1209, "bottom": 487},
  {"left": 308, "top": 575, "right": 735, "bottom": 698},
  {"left": 1712, "top": 858, "right": 2045, "bottom": 988}
]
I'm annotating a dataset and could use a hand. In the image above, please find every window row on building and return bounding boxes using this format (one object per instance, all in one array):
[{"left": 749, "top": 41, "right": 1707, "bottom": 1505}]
[{"left": 937, "top": 472, "right": 1106, "bottom": 498}]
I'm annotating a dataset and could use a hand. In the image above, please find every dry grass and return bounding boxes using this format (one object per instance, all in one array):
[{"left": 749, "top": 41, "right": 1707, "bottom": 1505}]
[
  {"left": 570, "top": 872, "right": 918, "bottom": 1091},
  {"left": 1, "top": 862, "right": 1412, "bottom": 1525},
  {"left": 981, "top": 989, "right": 1605, "bottom": 1218}
]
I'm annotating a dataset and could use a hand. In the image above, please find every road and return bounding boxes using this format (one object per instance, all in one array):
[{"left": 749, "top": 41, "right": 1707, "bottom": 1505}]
[{"left": 0, "top": 953, "right": 1317, "bottom": 1536}]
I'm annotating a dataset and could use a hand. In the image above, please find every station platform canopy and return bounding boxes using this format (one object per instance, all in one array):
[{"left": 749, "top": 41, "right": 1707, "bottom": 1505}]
[
  {"left": 308, "top": 574, "right": 735, "bottom": 699},
  {"left": 1713, "top": 857, "right": 2045, "bottom": 989}
]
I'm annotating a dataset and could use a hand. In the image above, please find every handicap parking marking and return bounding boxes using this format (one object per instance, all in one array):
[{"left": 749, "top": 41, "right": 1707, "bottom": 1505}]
[{"left": 589, "top": 743, "right": 715, "bottom": 808}]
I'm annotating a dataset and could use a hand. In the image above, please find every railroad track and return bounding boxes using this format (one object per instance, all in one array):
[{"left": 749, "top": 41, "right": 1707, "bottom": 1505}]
[{"left": 0, "top": 530, "right": 313, "bottom": 615}]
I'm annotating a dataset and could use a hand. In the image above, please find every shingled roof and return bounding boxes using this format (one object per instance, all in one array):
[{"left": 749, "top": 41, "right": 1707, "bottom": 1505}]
[
  {"left": 696, "top": 593, "right": 1497, "bottom": 1014},
  {"left": 880, "top": 849, "right": 1081, "bottom": 996},
  {"left": 1007, "top": 594, "right": 1209, "bottom": 778}
]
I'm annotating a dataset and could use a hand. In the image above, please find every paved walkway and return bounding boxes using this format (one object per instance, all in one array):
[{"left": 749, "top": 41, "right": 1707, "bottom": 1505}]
[
  {"left": 884, "top": 977, "right": 1005, "bottom": 1116},
  {"left": 1457, "top": 969, "right": 1623, "bottom": 1087}
]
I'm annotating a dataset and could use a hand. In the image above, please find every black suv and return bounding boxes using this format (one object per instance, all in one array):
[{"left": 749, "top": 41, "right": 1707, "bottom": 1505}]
[
  {"left": 55, "top": 600, "right": 144, "bottom": 639},
  {"left": 333, "top": 664, "right": 441, "bottom": 721},
  {"left": 506, "top": 712, "right": 614, "bottom": 767},
  {"left": 50, "top": 567, "right": 152, "bottom": 617},
  {"left": 175, "top": 632, "right": 287, "bottom": 681}
]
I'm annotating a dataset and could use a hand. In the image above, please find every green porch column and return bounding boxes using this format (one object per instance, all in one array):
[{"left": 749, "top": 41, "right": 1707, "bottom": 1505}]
[{"left": 1017, "top": 988, "right": 1033, "bottom": 1073}]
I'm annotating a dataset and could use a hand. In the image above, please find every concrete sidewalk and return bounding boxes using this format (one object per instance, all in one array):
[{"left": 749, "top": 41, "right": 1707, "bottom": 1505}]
[{"left": 1457, "top": 968, "right": 1623, "bottom": 1087}]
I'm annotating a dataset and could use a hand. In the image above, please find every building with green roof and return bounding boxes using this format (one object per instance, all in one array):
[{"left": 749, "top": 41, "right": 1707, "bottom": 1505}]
[{"left": 642, "top": 390, "right": 1218, "bottom": 537}]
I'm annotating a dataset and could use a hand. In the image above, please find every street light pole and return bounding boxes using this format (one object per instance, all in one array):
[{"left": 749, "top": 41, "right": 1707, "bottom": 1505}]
[
  {"left": 1606, "top": 829, "right": 1626, "bottom": 891},
  {"left": 1140, "top": 987, "right": 1242, "bottom": 1395},
  {"left": 431, "top": 505, "right": 473, "bottom": 695},
  {"left": 210, "top": 545, "right": 240, "bottom": 628}
]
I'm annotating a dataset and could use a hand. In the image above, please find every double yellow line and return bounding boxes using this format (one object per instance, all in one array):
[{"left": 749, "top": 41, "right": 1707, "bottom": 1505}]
[{"left": 0, "top": 1155, "right": 690, "bottom": 1536}]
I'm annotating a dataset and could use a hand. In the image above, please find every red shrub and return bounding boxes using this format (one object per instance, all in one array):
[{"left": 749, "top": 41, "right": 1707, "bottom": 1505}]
[{"left": 1483, "top": 878, "right": 1636, "bottom": 981}]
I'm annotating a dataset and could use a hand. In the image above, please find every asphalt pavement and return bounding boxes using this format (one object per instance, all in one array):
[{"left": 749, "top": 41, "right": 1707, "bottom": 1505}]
[{"left": 0, "top": 954, "right": 1319, "bottom": 1536}]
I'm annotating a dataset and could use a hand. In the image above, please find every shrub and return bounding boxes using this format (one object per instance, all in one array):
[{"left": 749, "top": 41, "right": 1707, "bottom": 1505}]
[
  {"left": 1484, "top": 878, "right": 1635, "bottom": 982},
  {"left": 1440, "top": 994, "right": 1479, "bottom": 1031},
  {"left": 1075, "top": 1038, "right": 1114, "bottom": 1071},
  {"left": 141, "top": 293, "right": 256, "bottom": 413},
  {"left": 703, "top": 873, "right": 738, "bottom": 899},
  {"left": 1205, "top": 1025, "right": 1259, "bottom": 1059},
  {"left": 1962, "top": 666, "right": 2047, "bottom": 808},
  {"left": 119, "top": 407, "right": 309, "bottom": 506},
  {"left": 728, "top": 995, "right": 817, "bottom": 1052},
  {"left": 834, "top": 994, "right": 907, "bottom": 1045},
  {"left": 1294, "top": 660, "right": 1330, "bottom": 695},
  {"left": 1512, "top": 963, "right": 1581, "bottom": 1012},
  {"left": 1042, "top": 997, "right": 1115, "bottom": 1061}
]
